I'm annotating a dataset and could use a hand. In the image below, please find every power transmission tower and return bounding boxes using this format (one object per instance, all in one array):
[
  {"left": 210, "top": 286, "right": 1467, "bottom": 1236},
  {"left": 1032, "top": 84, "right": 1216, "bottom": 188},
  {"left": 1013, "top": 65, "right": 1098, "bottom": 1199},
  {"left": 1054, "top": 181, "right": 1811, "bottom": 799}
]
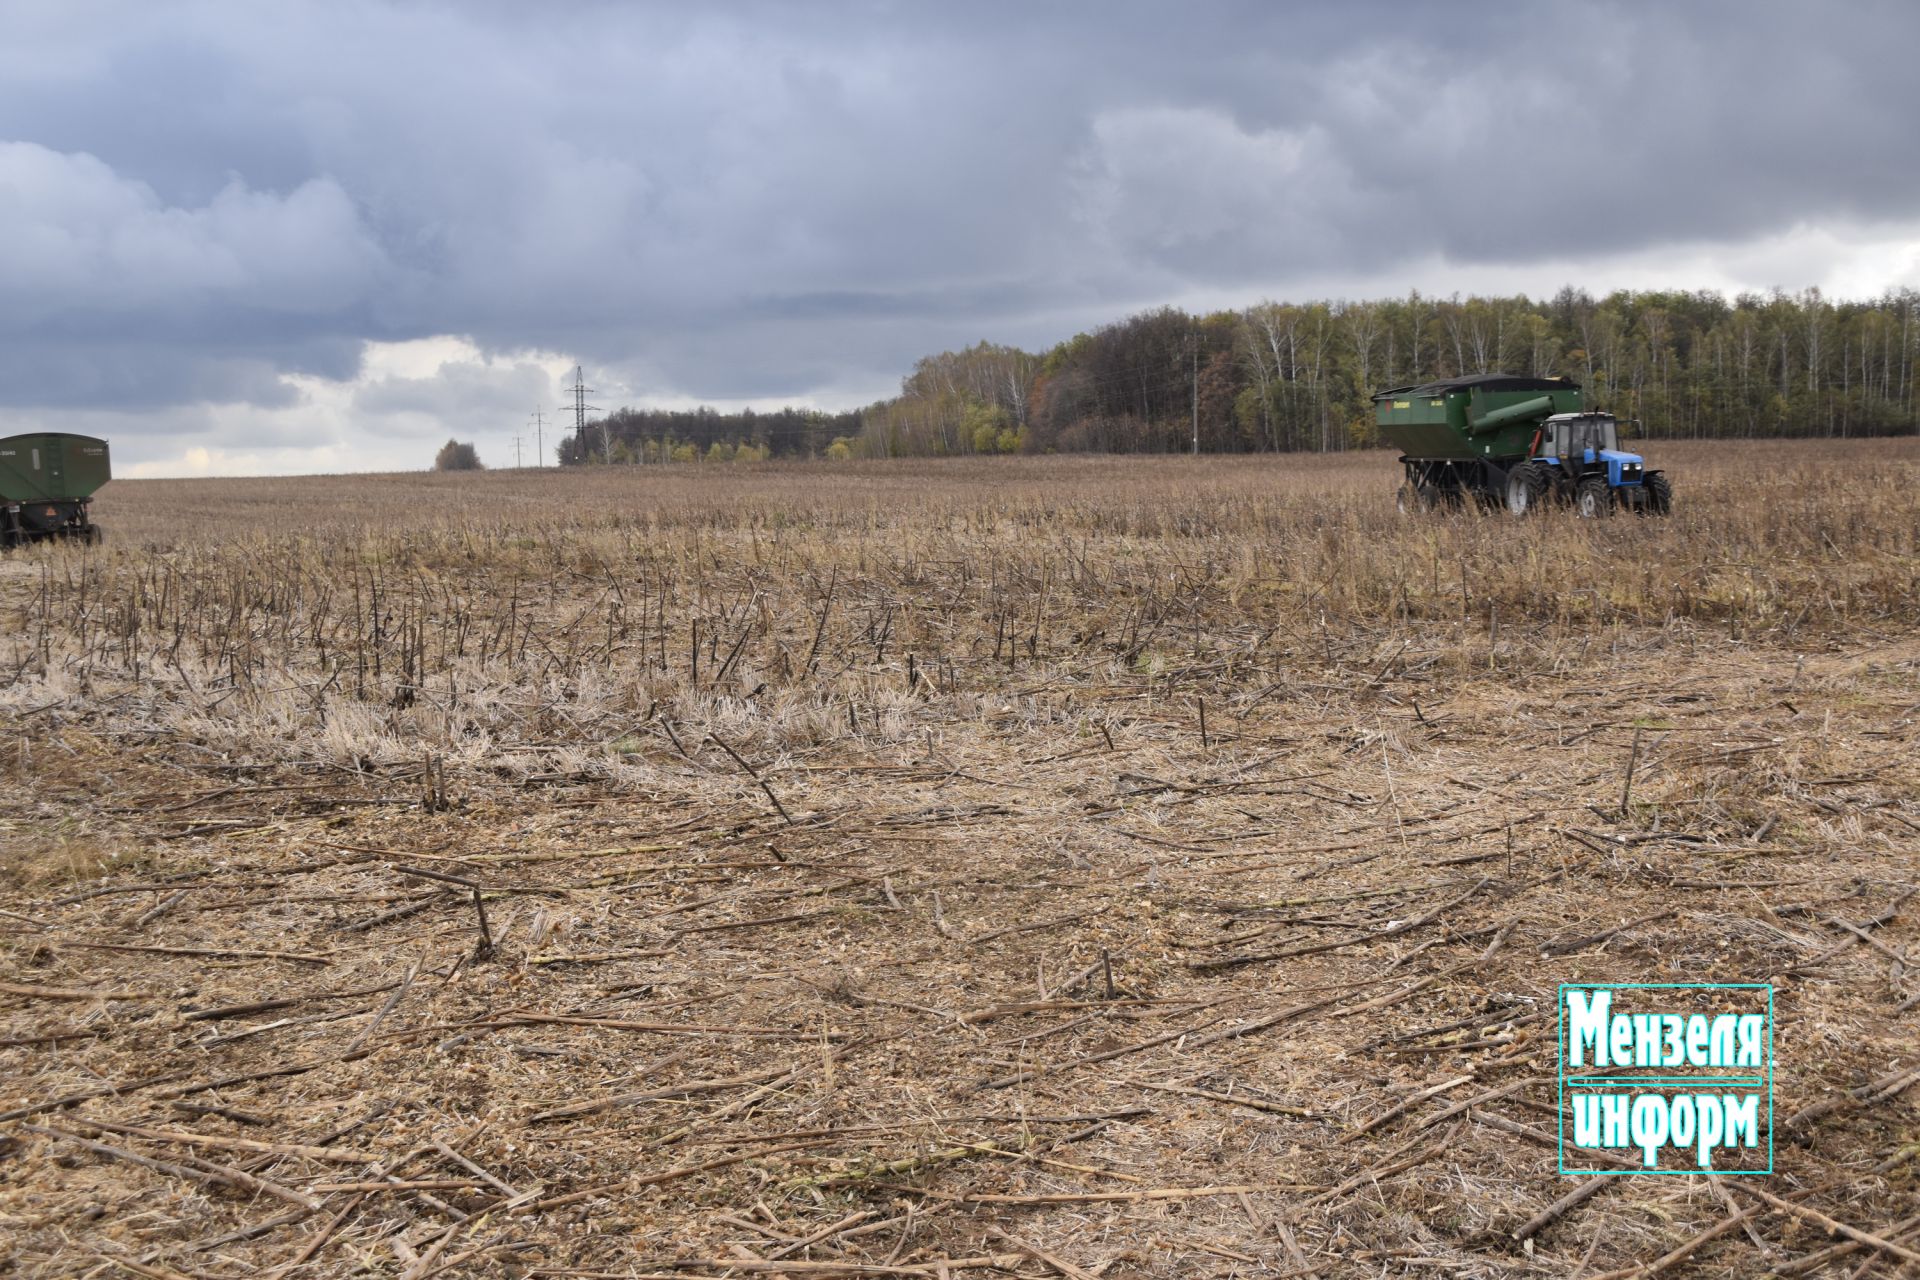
[
  {"left": 565, "top": 366, "right": 604, "bottom": 463},
  {"left": 529, "top": 410, "right": 547, "bottom": 466}
]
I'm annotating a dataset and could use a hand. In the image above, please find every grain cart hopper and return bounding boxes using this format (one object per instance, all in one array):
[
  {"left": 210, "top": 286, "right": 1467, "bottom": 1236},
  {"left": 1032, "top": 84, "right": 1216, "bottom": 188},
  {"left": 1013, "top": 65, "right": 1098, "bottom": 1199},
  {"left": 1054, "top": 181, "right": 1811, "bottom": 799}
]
[
  {"left": 1372, "top": 375, "right": 1670, "bottom": 516},
  {"left": 0, "top": 433, "right": 111, "bottom": 545}
]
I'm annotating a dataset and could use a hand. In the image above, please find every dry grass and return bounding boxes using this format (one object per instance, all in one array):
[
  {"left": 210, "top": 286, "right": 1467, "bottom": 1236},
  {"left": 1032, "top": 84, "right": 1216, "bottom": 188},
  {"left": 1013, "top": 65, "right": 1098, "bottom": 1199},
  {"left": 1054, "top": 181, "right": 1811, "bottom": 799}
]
[
  {"left": 0, "top": 826, "right": 149, "bottom": 890},
  {"left": 0, "top": 440, "right": 1916, "bottom": 1278}
]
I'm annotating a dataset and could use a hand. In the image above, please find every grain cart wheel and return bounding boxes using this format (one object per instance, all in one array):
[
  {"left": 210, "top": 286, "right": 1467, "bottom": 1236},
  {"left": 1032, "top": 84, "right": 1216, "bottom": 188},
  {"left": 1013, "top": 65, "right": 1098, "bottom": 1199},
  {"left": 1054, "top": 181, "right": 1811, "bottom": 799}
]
[
  {"left": 1575, "top": 476, "right": 1612, "bottom": 518},
  {"left": 1504, "top": 462, "right": 1548, "bottom": 516},
  {"left": 1396, "top": 483, "right": 1440, "bottom": 515},
  {"left": 1644, "top": 472, "right": 1673, "bottom": 516}
]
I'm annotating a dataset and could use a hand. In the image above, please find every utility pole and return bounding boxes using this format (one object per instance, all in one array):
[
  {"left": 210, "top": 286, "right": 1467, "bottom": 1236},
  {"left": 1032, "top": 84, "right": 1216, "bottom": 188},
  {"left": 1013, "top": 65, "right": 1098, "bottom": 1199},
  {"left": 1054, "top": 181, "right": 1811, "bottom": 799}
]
[
  {"left": 529, "top": 410, "right": 547, "bottom": 466},
  {"left": 512, "top": 435, "right": 524, "bottom": 469},
  {"left": 1191, "top": 333, "right": 1200, "bottom": 455},
  {"left": 564, "top": 367, "right": 604, "bottom": 463}
]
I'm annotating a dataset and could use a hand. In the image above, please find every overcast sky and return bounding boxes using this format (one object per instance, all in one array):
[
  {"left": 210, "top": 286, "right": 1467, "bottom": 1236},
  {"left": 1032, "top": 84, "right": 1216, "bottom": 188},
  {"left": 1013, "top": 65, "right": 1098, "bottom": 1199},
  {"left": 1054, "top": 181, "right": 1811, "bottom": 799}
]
[{"left": 4, "top": 0, "right": 1918, "bottom": 476}]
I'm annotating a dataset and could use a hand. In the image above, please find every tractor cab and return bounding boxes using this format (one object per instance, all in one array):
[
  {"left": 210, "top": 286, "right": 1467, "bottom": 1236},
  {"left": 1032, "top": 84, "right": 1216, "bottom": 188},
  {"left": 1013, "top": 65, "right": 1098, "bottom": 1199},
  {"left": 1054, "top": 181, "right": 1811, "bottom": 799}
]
[
  {"left": 1543, "top": 412, "right": 1618, "bottom": 461},
  {"left": 1540, "top": 413, "right": 1645, "bottom": 488}
]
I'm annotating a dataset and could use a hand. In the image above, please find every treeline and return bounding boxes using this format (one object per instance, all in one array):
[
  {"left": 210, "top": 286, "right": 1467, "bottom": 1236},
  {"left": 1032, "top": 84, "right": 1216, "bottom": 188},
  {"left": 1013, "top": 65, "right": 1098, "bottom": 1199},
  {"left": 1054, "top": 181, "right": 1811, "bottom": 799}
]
[
  {"left": 555, "top": 405, "right": 858, "bottom": 465},
  {"left": 562, "top": 287, "right": 1920, "bottom": 463}
]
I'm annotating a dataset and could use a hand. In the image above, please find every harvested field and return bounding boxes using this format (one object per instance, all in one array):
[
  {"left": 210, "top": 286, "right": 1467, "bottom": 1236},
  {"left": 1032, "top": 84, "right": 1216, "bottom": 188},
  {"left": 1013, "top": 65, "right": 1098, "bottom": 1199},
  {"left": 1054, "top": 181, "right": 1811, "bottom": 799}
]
[{"left": 2, "top": 439, "right": 1918, "bottom": 1278}]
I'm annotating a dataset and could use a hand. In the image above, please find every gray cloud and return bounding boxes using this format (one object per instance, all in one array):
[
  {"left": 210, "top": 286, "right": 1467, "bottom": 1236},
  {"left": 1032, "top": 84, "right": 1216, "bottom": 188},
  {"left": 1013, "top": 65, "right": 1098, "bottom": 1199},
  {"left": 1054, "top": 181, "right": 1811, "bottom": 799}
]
[
  {"left": 353, "top": 355, "right": 560, "bottom": 430},
  {"left": 0, "top": 143, "right": 390, "bottom": 326},
  {"left": 2, "top": 0, "right": 1918, "bottom": 469}
]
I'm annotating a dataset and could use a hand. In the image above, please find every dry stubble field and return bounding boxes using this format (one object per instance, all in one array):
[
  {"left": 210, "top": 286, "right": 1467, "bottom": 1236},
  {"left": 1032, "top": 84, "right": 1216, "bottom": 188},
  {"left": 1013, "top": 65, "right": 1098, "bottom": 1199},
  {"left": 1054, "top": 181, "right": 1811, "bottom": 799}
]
[{"left": 2, "top": 441, "right": 1918, "bottom": 1279}]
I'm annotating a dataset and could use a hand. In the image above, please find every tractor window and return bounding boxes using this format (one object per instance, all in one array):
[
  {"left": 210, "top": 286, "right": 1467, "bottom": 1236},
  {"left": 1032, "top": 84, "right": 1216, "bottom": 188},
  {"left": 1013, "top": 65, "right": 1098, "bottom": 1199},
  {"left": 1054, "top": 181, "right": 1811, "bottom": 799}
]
[{"left": 1565, "top": 418, "right": 1618, "bottom": 455}]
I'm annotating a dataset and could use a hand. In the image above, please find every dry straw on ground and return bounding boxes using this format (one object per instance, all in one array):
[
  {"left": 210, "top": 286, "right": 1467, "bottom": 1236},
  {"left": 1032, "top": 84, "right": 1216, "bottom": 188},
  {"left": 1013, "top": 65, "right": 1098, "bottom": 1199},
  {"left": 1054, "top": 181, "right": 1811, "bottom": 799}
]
[{"left": 1, "top": 441, "right": 1917, "bottom": 1278}]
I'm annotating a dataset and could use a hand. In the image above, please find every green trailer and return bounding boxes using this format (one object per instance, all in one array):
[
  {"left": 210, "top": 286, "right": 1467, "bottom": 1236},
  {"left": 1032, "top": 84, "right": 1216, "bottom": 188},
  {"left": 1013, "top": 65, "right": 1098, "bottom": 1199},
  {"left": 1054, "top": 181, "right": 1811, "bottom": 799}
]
[
  {"left": 1372, "top": 375, "right": 1670, "bottom": 516},
  {"left": 0, "top": 433, "right": 111, "bottom": 545}
]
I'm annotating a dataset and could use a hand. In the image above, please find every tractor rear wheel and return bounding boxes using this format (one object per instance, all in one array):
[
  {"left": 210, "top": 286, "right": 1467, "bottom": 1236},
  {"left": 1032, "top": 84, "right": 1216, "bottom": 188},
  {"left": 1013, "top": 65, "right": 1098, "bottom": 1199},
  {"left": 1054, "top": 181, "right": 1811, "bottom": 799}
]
[
  {"left": 1504, "top": 463, "right": 1548, "bottom": 516},
  {"left": 1644, "top": 472, "right": 1672, "bottom": 516},
  {"left": 1575, "top": 476, "right": 1611, "bottom": 518}
]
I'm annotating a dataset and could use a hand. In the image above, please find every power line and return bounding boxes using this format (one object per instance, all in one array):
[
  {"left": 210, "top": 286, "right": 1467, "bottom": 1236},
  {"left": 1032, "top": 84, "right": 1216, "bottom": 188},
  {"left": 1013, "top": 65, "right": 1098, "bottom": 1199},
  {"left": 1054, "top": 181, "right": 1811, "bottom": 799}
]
[{"left": 529, "top": 410, "right": 547, "bottom": 467}]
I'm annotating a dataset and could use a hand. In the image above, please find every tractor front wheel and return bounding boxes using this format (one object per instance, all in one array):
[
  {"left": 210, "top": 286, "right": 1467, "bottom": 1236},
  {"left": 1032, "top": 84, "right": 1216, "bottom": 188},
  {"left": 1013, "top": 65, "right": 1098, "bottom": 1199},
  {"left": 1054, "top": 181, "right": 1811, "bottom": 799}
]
[
  {"left": 1575, "top": 476, "right": 1612, "bottom": 518},
  {"left": 1644, "top": 472, "right": 1673, "bottom": 516}
]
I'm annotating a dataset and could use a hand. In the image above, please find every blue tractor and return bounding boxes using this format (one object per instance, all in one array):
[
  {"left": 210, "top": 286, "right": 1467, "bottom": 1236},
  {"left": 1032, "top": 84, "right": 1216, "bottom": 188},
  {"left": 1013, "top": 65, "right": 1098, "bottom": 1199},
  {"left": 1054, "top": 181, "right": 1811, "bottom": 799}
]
[{"left": 1507, "top": 411, "right": 1672, "bottom": 517}]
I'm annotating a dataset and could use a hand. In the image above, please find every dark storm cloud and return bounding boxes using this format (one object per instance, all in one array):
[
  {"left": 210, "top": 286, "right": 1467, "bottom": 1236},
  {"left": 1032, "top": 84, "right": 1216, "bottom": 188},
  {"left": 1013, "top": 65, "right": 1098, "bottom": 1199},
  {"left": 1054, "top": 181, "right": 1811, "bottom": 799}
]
[
  {"left": 2, "top": 0, "right": 1917, "bottom": 458},
  {"left": 0, "top": 343, "right": 303, "bottom": 411}
]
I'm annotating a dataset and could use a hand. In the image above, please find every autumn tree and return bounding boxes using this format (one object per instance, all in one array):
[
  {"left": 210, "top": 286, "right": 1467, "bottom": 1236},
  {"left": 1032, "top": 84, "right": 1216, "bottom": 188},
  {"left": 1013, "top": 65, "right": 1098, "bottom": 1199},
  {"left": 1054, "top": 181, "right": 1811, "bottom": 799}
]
[{"left": 433, "top": 440, "right": 482, "bottom": 471}]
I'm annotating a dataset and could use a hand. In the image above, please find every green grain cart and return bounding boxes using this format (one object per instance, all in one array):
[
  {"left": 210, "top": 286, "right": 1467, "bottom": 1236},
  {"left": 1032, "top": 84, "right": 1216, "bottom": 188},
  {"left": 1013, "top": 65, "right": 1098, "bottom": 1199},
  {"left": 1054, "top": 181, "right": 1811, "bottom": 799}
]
[
  {"left": 1373, "top": 375, "right": 1670, "bottom": 516},
  {"left": 0, "top": 433, "right": 111, "bottom": 545}
]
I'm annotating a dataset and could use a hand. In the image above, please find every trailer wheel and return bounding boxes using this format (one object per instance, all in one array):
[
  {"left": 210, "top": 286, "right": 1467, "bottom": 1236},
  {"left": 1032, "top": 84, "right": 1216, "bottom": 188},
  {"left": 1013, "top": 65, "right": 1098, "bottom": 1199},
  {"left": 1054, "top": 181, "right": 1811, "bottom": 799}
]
[
  {"left": 1396, "top": 484, "right": 1440, "bottom": 515},
  {"left": 1504, "top": 463, "right": 1547, "bottom": 516},
  {"left": 1644, "top": 472, "right": 1672, "bottom": 516},
  {"left": 1575, "top": 476, "right": 1612, "bottom": 518}
]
